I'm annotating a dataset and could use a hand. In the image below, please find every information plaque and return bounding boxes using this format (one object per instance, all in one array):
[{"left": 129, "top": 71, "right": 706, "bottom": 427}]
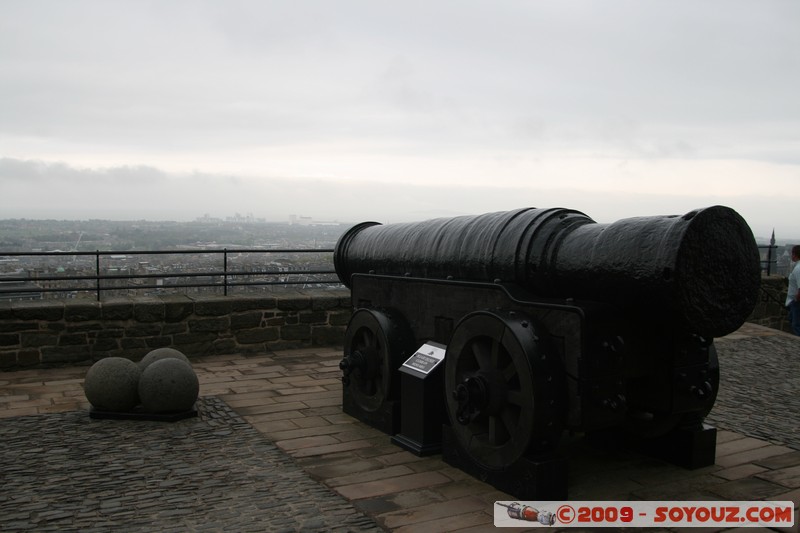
[
  {"left": 401, "top": 343, "right": 445, "bottom": 375},
  {"left": 393, "top": 341, "right": 447, "bottom": 456}
]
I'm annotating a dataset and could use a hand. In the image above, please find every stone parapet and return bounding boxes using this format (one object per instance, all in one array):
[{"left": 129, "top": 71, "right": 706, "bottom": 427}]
[
  {"left": 747, "top": 275, "right": 791, "bottom": 333},
  {"left": 0, "top": 288, "right": 352, "bottom": 370},
  {"left": 1, "top": 275, "right": 793, "bottom": 370}
]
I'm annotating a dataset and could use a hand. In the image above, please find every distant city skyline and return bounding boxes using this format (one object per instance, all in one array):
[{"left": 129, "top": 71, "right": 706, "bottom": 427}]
[
  {"left": 1, "top": 1, "right": 798, "bottom": 240},
  {"left": 1, "top": 208, "right": 795, "bottom": 245}
]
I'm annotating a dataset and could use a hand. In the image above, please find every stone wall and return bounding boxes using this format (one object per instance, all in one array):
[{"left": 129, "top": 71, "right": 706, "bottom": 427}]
[
  {"left": 1, "top": 275, "right": 793, "bottom": 370},
  {"left": 0, "top": 288, "right": 352, "bottom": 370},
  {"left": 747, "top": 275, "right": 791, "bottom": 333}
]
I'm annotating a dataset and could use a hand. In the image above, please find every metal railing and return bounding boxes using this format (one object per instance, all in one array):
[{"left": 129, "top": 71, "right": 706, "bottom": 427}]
[
  {"left": 0, "top": 244, "right": 785, "bottom": 302},
  {"left": 759, "top": 244, "right": 778, "bottom": 276},
  {"left": 0, "top": 249, "right": 340, "bottom": 301}
]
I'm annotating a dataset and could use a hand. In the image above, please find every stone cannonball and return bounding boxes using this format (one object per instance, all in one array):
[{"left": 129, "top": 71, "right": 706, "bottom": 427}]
[
  {"left": 84, "top": 357, "right": 142, "bottom": 412},
  {"left": 139, "top": 347, "right": 191, "bottom": 370},
  {"left": 138, "top": 358, "right": 199, "bottom": 413}
]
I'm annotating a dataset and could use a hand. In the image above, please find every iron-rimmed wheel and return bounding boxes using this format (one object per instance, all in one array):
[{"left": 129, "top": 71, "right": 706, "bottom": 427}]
[
  {"left": 445, "top": 309, "right": 564, "bottom": 471},
  {"left": 340, "top": 308, "right": 413, "bottom": 413}
]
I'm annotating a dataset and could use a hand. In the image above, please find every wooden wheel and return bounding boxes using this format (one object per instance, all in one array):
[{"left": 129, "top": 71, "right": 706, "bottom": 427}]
[
  {"left": 444, "top": 310, "right": 564, "bottom": 470},
  {"left": 340, "top": 308, "right": 412, "bottom": 413}
]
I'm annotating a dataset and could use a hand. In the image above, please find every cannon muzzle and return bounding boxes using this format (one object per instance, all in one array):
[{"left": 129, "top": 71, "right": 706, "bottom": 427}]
[{"left": 334, "top": 206, "right": 760, "bottom": 338}]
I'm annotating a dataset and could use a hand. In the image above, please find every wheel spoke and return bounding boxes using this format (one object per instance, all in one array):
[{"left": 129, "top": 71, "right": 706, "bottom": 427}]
[
  {"left": 364, "top": 329, "right": 376, "bottom": 350},
  {"left": 490, "top": 337, "right": 501, "bottom": 369},
  {"left": 500, "top": 406, "right": 518, "bottom": 435},
  {"left": 468, "top": 431, "right": 482, "bottom": 453},
  {"left": 470, "top": 341, "right": 489, "bottom": 372},
  {"left": 357, "top": 328, "right": 369, "bottom": 351},
  {"left": 500, "top": 360, "right": 517, "bottom": 382},
  {"left": 506, "top": 389, "right": 524, "bottom": 407},
  {"left": 488, "top": 415, "right": 509, "bottom": 446}
]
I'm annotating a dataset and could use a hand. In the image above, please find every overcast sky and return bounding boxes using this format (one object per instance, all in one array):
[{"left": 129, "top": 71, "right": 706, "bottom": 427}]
[{"left": 1, "top": 0, "right": 798, "bottom": 239}]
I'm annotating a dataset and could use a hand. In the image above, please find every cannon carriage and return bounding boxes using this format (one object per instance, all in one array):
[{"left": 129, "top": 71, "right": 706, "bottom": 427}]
[{"left": 334, "top": 206, "right": 761, "bottom": 498}]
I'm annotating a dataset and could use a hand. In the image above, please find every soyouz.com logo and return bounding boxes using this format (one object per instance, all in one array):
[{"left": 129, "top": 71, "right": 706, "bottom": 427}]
[{"left": 494, "top": 501, "right": 795, "bottom": 528}]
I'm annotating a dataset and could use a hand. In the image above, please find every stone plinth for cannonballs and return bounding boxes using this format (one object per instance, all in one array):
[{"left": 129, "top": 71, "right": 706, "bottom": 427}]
[
  {"left": 138, "top": 358, "right": 199, "bottom": 413},
  {"left": 84, "top": 357, "right": 142, "bottom": 412}
]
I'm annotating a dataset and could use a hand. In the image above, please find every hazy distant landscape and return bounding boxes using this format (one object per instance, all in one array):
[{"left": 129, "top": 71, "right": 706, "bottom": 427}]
[
  {"left": 0, "top": 217, "right": 350, "bottom": 301},
  {"left": 0, "top": 214, "right": 795, "bottom": 304},
  {"left": 0, "top": 218, "right": 348, "bottom": 253},
  {"left": 0, "top": 215, "right": 791, "bottom": 253}
]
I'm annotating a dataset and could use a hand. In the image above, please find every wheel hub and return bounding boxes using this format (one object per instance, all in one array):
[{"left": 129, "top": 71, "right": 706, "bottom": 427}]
[
  {"left": 339, "top": 349, "right": 369, "bottom": 386},
  {"left": 453, "top": 375, "right": 490, "bottom": 424}
]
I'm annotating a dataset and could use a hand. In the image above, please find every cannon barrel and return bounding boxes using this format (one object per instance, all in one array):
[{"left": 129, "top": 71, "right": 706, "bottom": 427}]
[{"left": 334, "top": 206, "right": 761, "bottom": 338}]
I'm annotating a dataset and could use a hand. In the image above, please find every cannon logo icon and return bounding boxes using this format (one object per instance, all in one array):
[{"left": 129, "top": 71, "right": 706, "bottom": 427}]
[
  {"left": 496, "top": 502, "right": 556, "bottom": 526},
  {"left": 494, "top": 501, "right": 794, "bottom": 528}
]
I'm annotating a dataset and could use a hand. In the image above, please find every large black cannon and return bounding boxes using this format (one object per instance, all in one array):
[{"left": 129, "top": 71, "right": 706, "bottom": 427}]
[{"left": 335, "top": 206, "right": 760, "bottom": 498}]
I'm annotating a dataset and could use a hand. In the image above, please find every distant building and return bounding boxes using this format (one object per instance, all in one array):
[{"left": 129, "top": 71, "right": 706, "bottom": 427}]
[
  {"left": 289, "top": 215, "right": 339, "bottom": 226},
  {"left": 195, "top": 214, "right": 223, "bottom": 223},
  {"left": 289, "top": 215, "right": 313, "bottom": 226}
]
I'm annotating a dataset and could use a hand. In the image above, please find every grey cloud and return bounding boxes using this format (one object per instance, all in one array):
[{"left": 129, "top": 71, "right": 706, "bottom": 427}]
[
  {"left": 0, "top": 0, "right": 798, "bottom": 237},
  {"left": 0, "top": 156, "right": 791, "bottom": 241},
  {"left": 0, "top": 158, "right": 167, "bottom": 184},
  {"left": 3, "top": 0, "right": 797, "bottom": 156}
]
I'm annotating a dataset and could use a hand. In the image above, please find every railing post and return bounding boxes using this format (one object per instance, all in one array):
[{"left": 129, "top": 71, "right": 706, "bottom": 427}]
[
  {"left": 766, "top": 246, "right": 773, "bottom": 276},
  {"left": 96, "top": 250, "right": 101, "bottom": 301},
  {"left": 223, "top": 248, "right": 228, "bottom": 296}
]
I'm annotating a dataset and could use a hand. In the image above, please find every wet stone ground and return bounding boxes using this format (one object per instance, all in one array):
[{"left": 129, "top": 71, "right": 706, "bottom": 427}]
[
  {"left": 708, "top": 334, "right": 800, "bottom": 450},
  {"left": 0, "top": 396, "right": 383, "bottom": 533}
]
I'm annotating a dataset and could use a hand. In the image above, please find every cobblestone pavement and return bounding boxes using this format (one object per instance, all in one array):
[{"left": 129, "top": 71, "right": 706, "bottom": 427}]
[
  {"left": 709, "top": 329, "right": 800, "bottom": 450},
  {"left": 0, "top": 396, "right": 382, "bottom": 533}
]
